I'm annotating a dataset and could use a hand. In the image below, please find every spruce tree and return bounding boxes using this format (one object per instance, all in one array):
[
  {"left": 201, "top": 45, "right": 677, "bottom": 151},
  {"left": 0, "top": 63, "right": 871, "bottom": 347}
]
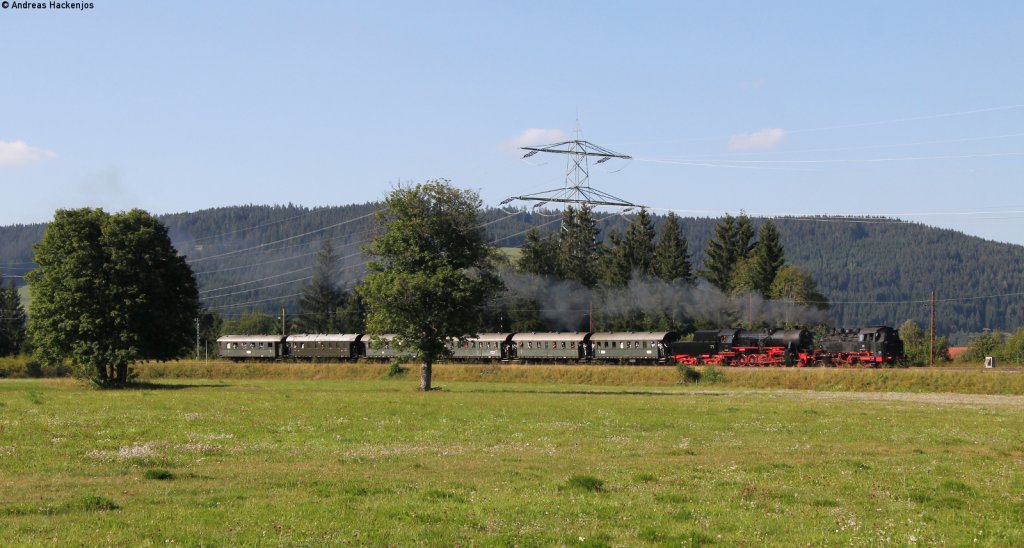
[
  {"left": 653, "top": 213, "right": 694, "bottom": 284},
  {"left": 699, "top": 214, "right": 738, "bottom": 292},
  {"left": 517, "top": 228, "right": 559, "bottom": 277},
  {"left": 733, "top": 213, "right": 755, "bottom": 261},
  {"left": 0, "top": 280, "right": 27, "bottom": 356},
  {"left": 557, "top": 205, "right": 601, "bottom": 288},
  {"left": 622, "top": 208, "right": 656, "bottom": 277},
  {"left": 599, "top": 228, "right": 631, "bottom": 287},
  {"left": 293, "top": 239, "right": 346, "bottom": 334},
  {"left": 748, "top": 220, "right": 785, "bottom": 297}
]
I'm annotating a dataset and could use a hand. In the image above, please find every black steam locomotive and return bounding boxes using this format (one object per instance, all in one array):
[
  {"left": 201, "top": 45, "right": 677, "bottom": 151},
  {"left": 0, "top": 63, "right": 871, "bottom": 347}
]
[{"left": 670, "top": 326, "right": 904, "bottom": 366}]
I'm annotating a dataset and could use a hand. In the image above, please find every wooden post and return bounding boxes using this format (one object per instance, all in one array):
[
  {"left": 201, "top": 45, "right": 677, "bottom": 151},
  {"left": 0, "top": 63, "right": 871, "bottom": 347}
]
[{"left": 930, "top": 291, "right": 935, "bottom": 366}]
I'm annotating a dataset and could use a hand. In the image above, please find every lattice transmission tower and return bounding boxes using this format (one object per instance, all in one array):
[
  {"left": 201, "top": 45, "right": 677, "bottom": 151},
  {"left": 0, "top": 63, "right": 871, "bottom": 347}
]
[{"left": 501, "top": 121, "right": 639, "bottom": 212}]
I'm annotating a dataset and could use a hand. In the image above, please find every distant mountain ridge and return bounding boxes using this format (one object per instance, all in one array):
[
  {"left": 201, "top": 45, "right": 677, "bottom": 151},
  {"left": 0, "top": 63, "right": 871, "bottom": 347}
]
[{"left": 2, "top": 203, "right": 1022, "bottom": 339}]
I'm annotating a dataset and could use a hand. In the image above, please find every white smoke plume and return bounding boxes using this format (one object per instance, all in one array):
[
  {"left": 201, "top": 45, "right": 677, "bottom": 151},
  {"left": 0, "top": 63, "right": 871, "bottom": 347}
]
[{"left": 499, "top": 271, "right": 832, "bottom": 330}]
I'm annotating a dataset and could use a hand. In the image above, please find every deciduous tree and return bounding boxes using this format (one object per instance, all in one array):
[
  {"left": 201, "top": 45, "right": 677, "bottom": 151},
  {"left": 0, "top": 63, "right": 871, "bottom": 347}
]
[
  {"left": 769, "top": 264, "right": 830, "bottom": 311},
  {"left": 221, "top": 311, "right": 277, "bottom": 336},
  {"left": 27, "top": 208, "right": 199, "bottom": 386},
  {"left": 358, "top": 181, "right": 502, "bottom": 390}
]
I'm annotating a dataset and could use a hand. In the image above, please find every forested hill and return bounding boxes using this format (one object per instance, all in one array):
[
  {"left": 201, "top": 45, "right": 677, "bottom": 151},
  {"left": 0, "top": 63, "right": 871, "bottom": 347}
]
[{"left": 2, "top": 203, "right": 1022, "bottom": 338}]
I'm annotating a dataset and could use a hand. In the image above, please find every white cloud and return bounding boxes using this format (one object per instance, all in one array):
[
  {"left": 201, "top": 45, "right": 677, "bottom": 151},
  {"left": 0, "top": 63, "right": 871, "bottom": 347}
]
[
  {"left": 500, "top": 128, "right": 568, "bottom": 151},
  {"left": 0, "top": 140, "right": 56, "bottom": 166},
  {"left": 728, "top": 128, "right": 785, "bottom": 150}
]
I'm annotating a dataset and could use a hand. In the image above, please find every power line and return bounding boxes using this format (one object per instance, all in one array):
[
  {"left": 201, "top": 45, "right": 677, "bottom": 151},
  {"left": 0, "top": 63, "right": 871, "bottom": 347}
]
[
  {"left": 637, "top": 151, "right": 1024, "bottom": 166},
  {"left": 198, "top": 211, "right": 526, "bottom": 304},
  {"left": 190, "top": 207, "right": 344, "bottom": 243},
  {"left": 187, "top": 210, "right": 379, "bottom": 264},
  {"left": 608, "top": 103, "right": 1024, "bottom": 147}
]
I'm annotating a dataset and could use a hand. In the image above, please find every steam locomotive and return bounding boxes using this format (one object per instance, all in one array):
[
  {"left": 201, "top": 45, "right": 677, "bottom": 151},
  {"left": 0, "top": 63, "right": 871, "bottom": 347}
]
[
  {"left": 671, "top": 326, "right": 904, "bottom": 366},
  {"left": 217, "top": 325, "right": 904, "bottom": 367}
]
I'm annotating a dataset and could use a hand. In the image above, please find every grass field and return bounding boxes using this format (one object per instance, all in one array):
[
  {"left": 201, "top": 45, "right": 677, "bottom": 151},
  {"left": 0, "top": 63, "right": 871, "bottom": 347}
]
[{"left": 1, "top": 376, "right": 1022, "bottom": 545}]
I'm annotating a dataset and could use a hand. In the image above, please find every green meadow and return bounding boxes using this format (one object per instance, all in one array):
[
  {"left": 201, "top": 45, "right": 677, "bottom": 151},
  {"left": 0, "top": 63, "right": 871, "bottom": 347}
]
[{"left": 1, "top": 375, "right": 1022, "bottom": 545}]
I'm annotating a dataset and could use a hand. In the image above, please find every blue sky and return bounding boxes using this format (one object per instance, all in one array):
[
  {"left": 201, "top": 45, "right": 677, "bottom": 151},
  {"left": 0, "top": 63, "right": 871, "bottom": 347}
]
[{"left": 3, "top": 1, "right": 1024, "bottom": 244}]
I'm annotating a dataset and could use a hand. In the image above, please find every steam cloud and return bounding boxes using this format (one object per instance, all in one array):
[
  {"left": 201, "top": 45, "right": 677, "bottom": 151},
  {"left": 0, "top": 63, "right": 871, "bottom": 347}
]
[{"left": 499, "top": 271, "right": 831, "bottom": 331}]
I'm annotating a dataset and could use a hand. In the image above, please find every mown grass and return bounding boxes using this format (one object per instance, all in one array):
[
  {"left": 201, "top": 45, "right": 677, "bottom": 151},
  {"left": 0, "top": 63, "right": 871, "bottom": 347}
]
[{"left": 0, "top": 377, "right": 1022, "bottom": 544}]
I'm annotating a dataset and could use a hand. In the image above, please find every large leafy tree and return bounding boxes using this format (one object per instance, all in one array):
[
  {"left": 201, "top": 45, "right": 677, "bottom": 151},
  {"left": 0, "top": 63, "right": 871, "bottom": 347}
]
[
  {"left": 293, "top": 238, "right": 346, "bottom": 334},
  {"left": 221, "top": 311, "right": 278, "bottom": 336},
  {"left": 27, "top": 208, "right": 199, "bottom": 386},
  {"left": 0, "top": 280, "right": 27, "bottom": 356},
  {"left": 899, "top": 319, "right": 950, "bottom": 365},
  {"left": 769, "top": 264, "right": 831, "bottom": 311},
  {"left": 359, "top": 181, "right": 502, "bottom": 390}
]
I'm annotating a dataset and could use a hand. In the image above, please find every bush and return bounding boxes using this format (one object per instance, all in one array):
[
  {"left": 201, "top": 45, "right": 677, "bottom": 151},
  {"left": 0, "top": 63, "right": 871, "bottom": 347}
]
[
  {"left": 143, "top": 469, "right": 175, "bottom": 480},
  {"left": 676, "top": 363, "right": 702, "bottom": 384},
  {"left": 72, "top": 495, "right": 120, "bottom": 512},
  {"left": 700, "top": 365, "right": 725, "bottom": 384},
  {"left": 565, "top": 474, "right": 604, "bottom": 492},
  {"left": 386, "top": 360, "right": 407, "bottom": 378}
]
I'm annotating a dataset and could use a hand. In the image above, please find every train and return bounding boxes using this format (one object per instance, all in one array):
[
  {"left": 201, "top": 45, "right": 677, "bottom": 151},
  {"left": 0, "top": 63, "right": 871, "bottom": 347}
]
[
  {"left": 216, "top": 325, "right": 905, "bottom": 367},
  {"left": 670, "top": 326, "right": 904, "bottom": 366}
]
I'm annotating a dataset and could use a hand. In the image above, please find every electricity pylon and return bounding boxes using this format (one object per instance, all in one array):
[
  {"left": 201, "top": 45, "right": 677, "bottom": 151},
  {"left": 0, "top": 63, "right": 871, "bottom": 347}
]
[{"left": 501, "top": 122, "right": 638, "bottom": 211}]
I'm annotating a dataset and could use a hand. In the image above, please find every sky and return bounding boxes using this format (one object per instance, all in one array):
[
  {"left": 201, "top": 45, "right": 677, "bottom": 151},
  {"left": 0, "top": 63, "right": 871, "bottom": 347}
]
[{"left": 2, "top": 1, "right": 1024, "bottom": 244}]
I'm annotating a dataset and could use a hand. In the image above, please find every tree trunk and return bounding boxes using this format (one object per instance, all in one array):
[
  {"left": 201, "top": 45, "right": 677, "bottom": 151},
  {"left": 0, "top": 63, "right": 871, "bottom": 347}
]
[{"left": 420, "top": 360, "right": 432, "bottom": 391}]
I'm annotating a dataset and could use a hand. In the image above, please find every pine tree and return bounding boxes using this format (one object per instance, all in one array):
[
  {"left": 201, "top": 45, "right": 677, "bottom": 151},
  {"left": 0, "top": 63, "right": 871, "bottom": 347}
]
[
  {"left": 0, "top": 280, "right": 27, "bottom": 356},
  {"left": 599, "top": 228, "right": 631, "bottom": 287},
  {"left": 748, "top": 220, "right": 785, "bottom": 297},
  {"left": 338, "top": 287, "right": 367, "bottom": 333},
  {"left": 653, "top": 213, "right": 694, "bottom": 284},
  {"left": 557, "top": 205, "right": 601, "bottom": 288},
  {"left": 293, "top": 239, "right": 346, "bottom": 334},
  {"left": 699, "top": 214, "right": 738, "bottom": 292},
  {"left": 622, "top": 208, "right": 656, "bottom": 277},
  {"left": 733, "top": 213, "right": 755, "bottom": 260},
  {"left": 517, "top": 228, "right": 559, "bottom": 277}
]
